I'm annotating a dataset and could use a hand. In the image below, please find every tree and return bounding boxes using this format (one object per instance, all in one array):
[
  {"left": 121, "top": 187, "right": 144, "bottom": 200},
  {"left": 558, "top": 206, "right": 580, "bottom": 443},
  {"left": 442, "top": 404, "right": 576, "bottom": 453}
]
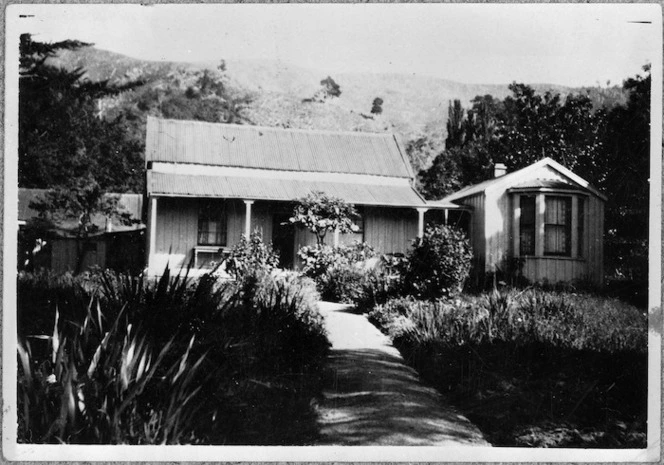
[
  {"left": 371, "top": 97, "right": 384, "bottom": 115},
  {"left": 445, "top": 100, "right": 466, "bottom": 149},
  {"left": 19, "top": 33, "right": 145, "bottom": 191},
  {"left": 19, "top": 34, "right": 145, "bottom": 272},
  {"left": 491, "top": 83, "right": 607, "bottom": 175},
  {"left": 465, "top": 94, "right": 502, "bottom": 142},
  {"left": 154, "top": 65, "right": 253, "bottom": 124},
  {"left": 289, "top": 191, "right": 358, "bottom": 246},
  {"left": 417, "top": 97, "right": 500, "bottom": 199},
  {"left": 601, "top": 65, "right": 651, "bottom": 280},
  {"left": 304, "top": 76, "right": 343, "bottom": 103},
  {"left": 29, "top": 177, "right": 137, "bottom": 273},
  {"left": 320, "top": 76, "right": 341, "bottom": 98}
]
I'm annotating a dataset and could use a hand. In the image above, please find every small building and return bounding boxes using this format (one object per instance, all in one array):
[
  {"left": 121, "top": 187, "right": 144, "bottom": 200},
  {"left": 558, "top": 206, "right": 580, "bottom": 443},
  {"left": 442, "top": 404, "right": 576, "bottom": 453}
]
[
  {"left": 144, "top": 117, "right": 463, "bottom": 275},
  {"left": 18, "top": 188, "right": 145, "bottom": 273},
  {"left": 440, "top": 158, "right": 606, "bottom": 286}
]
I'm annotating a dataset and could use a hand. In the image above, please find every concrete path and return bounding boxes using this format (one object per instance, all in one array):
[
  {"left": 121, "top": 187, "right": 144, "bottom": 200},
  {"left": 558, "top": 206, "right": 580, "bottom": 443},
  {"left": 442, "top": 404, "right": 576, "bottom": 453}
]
[{"left": 314, "top": 302, "right": 490, "bottom": 446}]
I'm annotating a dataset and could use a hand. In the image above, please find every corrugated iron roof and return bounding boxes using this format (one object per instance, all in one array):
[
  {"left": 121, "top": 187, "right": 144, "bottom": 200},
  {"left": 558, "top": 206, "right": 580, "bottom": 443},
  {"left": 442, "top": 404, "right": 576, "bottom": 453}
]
[
  {"left": 426, "top": 199, "right": 467, "bottom": 209},
  {"left": 148, "top": 172, "right": 428, "bottom": 208},
  {"left": 18, "top": 188, "right": 144, "bottom": 235},
  {"left": 146, "top": 117, "right": 413, "bottom": 178}
]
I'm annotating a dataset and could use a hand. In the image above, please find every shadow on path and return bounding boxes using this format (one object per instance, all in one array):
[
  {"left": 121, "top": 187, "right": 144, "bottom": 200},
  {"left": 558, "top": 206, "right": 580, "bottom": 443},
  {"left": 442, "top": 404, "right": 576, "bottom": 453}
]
[{"left": 315, "top": 302, "right": 489, "bottom": 446}]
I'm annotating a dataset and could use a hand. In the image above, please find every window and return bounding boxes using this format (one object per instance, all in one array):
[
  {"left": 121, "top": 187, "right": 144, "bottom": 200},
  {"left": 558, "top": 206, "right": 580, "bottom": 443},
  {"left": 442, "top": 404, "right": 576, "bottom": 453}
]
[
  {"left": 544, "top": 196, "right": 571, "bottom": 256},
  {"left": 519, "top": 196, "right": 536, "bottom": 255},
  {"left": 354, "top": 209, "right": 364, "bottom": 236},
  {"left": 198, "top": 201, "right": 227, "bottom": 246}
]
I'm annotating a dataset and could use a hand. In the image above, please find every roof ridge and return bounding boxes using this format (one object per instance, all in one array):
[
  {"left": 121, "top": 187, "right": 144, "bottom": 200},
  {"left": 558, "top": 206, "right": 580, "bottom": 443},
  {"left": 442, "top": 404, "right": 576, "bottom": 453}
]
[{"left": 150, "top": 116, "right": 396, "bottom": 138}]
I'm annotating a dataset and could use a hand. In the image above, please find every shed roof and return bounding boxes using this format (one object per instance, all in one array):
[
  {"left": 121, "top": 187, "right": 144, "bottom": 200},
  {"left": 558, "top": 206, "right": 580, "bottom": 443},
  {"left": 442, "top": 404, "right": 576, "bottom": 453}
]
[
  {"left": 148, "top": 172, "right": 428, "bottom": 208},
  {"left": 145, "top": 117, "right": 414, "bottom": 178},
  {"left": 442, "top": 158, "right": 607, "bottom": 203},
  {"left": 18, "top": 188, "right": 144, "bottom": 237}
]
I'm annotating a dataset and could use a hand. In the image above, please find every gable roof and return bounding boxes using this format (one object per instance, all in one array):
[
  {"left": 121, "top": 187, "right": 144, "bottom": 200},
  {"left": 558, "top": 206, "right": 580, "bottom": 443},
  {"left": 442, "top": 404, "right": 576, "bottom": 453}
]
[
  {"left": 442, "top": 158, "right": 607, "bottom": 203},
  {"left": 145, "top": 117, "right": 414, "bottom": 179}
]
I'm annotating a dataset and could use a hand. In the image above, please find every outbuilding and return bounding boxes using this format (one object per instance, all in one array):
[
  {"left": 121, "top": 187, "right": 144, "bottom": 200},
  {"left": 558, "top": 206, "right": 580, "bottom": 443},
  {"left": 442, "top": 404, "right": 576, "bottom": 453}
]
[
  {"left": 440, "top": 158, "right": 606, "bottom": 286},
  {"left": 18, "top": 188, "right": 145, "bottom": 273}
]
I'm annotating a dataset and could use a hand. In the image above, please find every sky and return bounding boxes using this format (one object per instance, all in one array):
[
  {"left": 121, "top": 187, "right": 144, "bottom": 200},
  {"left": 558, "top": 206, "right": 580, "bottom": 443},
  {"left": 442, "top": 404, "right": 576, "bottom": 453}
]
[{"left": 7, "top": 3, "right": 661, "bottom": 87}]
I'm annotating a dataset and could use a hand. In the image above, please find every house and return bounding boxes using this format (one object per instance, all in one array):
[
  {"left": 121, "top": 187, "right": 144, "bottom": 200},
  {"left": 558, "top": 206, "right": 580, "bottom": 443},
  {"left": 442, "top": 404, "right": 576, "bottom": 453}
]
[
  {"left": 18, "top": 188, "right": 145, "bottom": 273},
  {"left": 438, "top": 158, "right": 606, "bottom": 286},
  {"left": 144, "top": 117, "right": 465, "bottom": 275}
]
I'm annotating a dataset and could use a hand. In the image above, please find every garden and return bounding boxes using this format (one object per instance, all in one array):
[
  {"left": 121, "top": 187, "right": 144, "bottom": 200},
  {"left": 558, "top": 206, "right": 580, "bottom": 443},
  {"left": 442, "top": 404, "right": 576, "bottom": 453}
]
[
  {"left": 16, "top": 191, "right": 648, "bottom": 447},
  {"left": 16, "top": 235, "right": 329, "bottom": 444},
  {"left": 305, "top": 214, "right": 648, "bottom": 448}
]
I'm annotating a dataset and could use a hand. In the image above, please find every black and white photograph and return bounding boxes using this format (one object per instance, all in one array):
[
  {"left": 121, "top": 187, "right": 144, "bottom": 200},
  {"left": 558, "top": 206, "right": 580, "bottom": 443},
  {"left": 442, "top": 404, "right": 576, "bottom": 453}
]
[{"left": 3, "top": 2, "right": 662, "bottom": 461}]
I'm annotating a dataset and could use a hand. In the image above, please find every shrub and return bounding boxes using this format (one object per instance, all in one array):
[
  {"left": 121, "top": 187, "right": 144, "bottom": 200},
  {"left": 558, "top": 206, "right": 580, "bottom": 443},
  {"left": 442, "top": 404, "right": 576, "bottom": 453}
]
[
  {"left": 318, "top": 266, "right": 366, "bottom": 303},
  {"left": 298, "top": 242, "right": 376, "bottom": 303},
  {"left": 404, "top": 225, "right": 472, "bottom": 300},
  {"left": 298, "top": 242, "right": 375, "bottom": 279},
  {"left": 245, "top": 270, "right": 329, "bottom": 373},
  {"left": 225, "top": 231, "right": 280, "bottom": 280}
]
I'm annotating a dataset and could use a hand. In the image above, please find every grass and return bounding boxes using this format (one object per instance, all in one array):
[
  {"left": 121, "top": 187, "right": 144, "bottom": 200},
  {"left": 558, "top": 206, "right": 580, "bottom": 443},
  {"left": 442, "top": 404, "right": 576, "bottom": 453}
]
[
  {"left": 368, "top": 287, "right": 647, "bottom": 447},
  {"left": 17, "top": 267, "right": 329, "bottom": 444}
]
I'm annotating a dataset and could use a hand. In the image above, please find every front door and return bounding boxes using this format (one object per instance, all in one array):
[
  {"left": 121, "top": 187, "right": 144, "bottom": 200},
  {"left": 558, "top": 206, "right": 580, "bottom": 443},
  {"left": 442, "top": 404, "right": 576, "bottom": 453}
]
[{"left": 272, "top": 214, "right": 295, "bottom": 269}]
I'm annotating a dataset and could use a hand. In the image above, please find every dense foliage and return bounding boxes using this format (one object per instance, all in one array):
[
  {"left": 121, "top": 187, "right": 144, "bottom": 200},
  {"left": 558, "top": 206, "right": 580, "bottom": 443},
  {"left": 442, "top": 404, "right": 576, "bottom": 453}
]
[
  {"left": 19, "top": 34, "right": 145, "bottom": 192},
  {"left": 404, "top": 225, "right": 472, "bottom": 300},
  {"left": 371, "top": 289, "right": 646, "bottom": 353},
  {"left": 416, "top": 68, "right": 650, "bottom": 285},
  {"left": 298, "top": 242, "right": 375, "bottom": 303},
  {"left": 368, "top": 289, "right": 647, "bottom": 447},
  {"left": 17, "top": 268, "right": 328, "bottom": 444}
]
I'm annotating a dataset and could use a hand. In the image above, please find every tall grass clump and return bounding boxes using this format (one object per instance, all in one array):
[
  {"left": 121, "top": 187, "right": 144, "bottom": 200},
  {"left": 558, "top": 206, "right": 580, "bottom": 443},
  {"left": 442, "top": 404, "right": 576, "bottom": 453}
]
[
  {"left": 382, "top": 288, "right": 647, "bottom": 353},
  {"left": 369, "top": 288, "right": 647, "bottom": 447},
  {"left": 17, "top": 266, "right": 329, "bottom": 445}
]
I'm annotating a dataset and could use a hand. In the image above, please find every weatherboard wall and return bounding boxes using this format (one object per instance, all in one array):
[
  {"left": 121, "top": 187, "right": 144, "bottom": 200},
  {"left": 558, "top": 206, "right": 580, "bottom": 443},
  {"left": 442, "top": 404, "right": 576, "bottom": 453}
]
[
  {"left": 450, "top": 164, "right": 604, "bottom": 286},
  {"left": 148, "top": 197, "right": 422, "bottom": 274},
  {"left": 454, "top": 193, "right": 485, "bottom": 278},
  {"left": 517, "top": 194, "right": 604, "bottom": 285}
]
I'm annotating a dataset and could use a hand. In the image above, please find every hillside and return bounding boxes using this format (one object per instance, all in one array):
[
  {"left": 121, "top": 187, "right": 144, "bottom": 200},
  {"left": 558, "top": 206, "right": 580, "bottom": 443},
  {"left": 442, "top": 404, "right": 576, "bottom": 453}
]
[{"left": 47, "top": 47, "right": 627, "bottom": 171}]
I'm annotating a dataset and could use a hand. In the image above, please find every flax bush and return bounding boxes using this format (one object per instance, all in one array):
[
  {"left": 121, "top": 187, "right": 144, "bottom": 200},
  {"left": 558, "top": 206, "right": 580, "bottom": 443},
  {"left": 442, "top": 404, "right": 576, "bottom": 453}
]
[
  {"left": 17, "top": 266, "right": 330, "bottom": 444},
  {"left": 377, "top": 289, "right": 646, "bottom": 353}
]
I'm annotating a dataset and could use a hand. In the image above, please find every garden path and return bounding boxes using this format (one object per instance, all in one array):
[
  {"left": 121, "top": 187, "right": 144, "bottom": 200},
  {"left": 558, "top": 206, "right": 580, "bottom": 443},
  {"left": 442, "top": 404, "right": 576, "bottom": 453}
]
[{"left": 314, "top": 302, "right": 490, "bottom": 446}]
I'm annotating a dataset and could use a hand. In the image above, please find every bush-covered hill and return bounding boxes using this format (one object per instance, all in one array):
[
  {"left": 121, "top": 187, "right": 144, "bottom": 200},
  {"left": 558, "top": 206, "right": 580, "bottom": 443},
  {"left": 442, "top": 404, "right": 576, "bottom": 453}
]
[{"left": 47, "top": 47, "right": 627, "bottom": 152}]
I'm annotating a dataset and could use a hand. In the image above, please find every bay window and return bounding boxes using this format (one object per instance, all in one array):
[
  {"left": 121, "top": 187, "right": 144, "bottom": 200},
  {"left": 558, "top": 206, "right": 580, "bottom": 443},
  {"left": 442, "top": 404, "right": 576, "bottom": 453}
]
[{"left": 515, "top": 192, "right": 585, "bottom": 259}]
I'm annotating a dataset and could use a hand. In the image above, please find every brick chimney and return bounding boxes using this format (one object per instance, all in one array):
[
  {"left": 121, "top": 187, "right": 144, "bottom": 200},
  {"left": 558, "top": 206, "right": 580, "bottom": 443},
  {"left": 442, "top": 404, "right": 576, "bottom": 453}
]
[{"left": 494, "top": 163, "right": 507, "bottom": 178}]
